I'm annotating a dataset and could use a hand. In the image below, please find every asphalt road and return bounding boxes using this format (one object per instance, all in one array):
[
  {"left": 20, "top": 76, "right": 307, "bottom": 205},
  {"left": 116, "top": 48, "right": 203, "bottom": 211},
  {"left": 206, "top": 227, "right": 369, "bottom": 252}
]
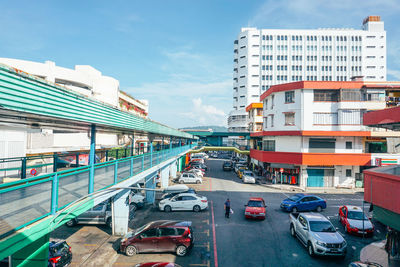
[
  {"left": 202, "top": 158, "right": 386, "bottom": 267},
  {"left": 47, "top": 158, "right": 387, "bottom": 267}
]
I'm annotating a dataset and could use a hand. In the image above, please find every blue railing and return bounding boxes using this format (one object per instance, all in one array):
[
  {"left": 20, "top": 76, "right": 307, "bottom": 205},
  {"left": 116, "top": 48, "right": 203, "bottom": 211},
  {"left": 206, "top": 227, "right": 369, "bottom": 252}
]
[{"left": 0, "top": 143, "right": 194, "bottom": 240}]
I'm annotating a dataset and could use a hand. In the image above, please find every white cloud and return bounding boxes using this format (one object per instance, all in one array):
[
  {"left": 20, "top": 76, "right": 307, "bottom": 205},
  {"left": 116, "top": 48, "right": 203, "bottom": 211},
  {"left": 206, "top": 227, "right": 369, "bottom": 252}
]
[
  {"left": 181, "top": 98, "right": 227, "bottom": 126},
  {"left": 125, "top": 46, "right": 232, "bottom": 128}
]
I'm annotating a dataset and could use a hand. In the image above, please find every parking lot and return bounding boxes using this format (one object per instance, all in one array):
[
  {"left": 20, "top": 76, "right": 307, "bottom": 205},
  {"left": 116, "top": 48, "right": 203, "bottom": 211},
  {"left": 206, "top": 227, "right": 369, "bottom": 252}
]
[{"left": 50, "top": 158, "right": 387, "bottom": 266}]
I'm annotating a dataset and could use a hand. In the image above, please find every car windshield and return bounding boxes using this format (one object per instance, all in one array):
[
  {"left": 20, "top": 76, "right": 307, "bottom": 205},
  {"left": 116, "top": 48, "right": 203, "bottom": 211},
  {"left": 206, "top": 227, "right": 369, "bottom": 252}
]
[
  {"left": 133, "top": 222, "right": 151, "bottom": 236},
  {"left": 289, "top": 195, "right": 302, "bottom": 201},
  {"left": 248, "top": 200, "right": 263, "bottom": 207},
  {"left": 347, "top": 211, "right": 368, "bottom": 220},
  {"left": 309, "top": 221, "right": 336, "bottom": 232},
  {"left": 244, "top": 172, "right": 253, "bottom": 176}
]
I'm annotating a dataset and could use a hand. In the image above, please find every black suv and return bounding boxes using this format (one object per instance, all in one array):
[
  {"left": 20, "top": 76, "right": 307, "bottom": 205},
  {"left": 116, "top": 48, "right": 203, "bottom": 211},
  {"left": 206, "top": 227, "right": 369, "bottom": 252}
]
[
  {"left": 222, "top": 161, "right": 233, "bottom": 171},
  {"left": 48, "top": 240, "right": 72, "bottom": 267}
]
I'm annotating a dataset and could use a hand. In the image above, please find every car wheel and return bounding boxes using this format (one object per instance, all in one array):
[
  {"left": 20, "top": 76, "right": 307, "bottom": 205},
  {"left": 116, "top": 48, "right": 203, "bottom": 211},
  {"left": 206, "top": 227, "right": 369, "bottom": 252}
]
[
  {"left": 176, "top": 245, "right": 187, "bottom": 256},
  {"left": 66, "top": 219, "right": 76, "bottom": 227},
  {"left": 196, "top": 180, "right": 201, "bottom": 184},
  {"left": 179, "top": 180, "right": 184, "bottom": 184},
  {"left": 130, "top": 203, "right": 138, "bottom": 212},
  {"left": 316, "top": 206, "right": 322, "bottom": 212},
  {"left": 125, "top": 245, "right": 138, "bottom": 257},
  {"left": 292, "top": 207, "right": 298, "bottom": 213},
  {"left": 164, "top": 205, "right": 172, "bottom": 212},
  {"left": 106, "top": 218, "right": 112, "bottom": 229},
  {"left": 290, "top": 224, "right": 296, "bottom": 237},
  {"left": 193, "top": 205, "right": 201, "bottom": 212},
  {"left": 307, "top": 243, "right": 314, "bottom": 257}
]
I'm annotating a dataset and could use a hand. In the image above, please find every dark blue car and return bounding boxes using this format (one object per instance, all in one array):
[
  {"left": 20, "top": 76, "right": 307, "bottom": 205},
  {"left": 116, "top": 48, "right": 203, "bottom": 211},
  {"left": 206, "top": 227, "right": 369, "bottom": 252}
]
[{"left": 280, "top": 193, "right": 326, "bottom": 212}]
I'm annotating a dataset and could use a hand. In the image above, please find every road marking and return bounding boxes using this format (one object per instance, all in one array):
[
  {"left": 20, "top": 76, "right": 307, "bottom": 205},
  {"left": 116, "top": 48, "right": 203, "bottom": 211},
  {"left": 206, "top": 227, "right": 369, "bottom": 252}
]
[
  {"left": 352, "top": 246, "right": 356, "bottom": 250},
  {"left": 197, "top": 229, "right": 210, "bottom": 236},
  {"left": 281, "top": 192, "right": 290, "bottom": 198},
  {"left": 377, "top": 229, "right": 381, "bottom": 233},
  {"left": 189, "top": 263, "right": 209, "bottom": 267},
  {"left": 83, "top": 244, "right": 97, "bottom": 246},
  {"left": 292, "top": 253, "right": 298, "bottom": 257},
  {"left": 210, "top": 200, "right": 218, "bottom": 267},
  {"left": 114, "top": 263, "right": 137, "bottom": 266},
  {"left": 195, "top": 243, "right": 210, "bottom": 251},
  {"left": 202, "top": 219, "right": 210, "bottom": 225}
]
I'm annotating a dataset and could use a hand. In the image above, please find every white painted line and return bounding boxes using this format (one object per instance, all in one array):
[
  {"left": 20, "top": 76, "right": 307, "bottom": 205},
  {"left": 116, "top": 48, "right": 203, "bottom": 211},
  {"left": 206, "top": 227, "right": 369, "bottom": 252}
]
[
  {"left": 377, "top": 229, "right": 380, "bottom": 233},
  {"left": 352, "top": 246, "right": 356, "bottom": 250},
  {"left": 281, "top": 192, "right": 290, "bottom": 198},
  {"left": 292, "top": 253, "right": 298, "bottom": 257}
]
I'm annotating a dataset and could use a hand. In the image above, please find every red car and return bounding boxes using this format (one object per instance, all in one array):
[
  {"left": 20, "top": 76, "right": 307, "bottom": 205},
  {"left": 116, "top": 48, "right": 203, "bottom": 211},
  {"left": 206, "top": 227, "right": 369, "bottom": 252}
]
[
  {"left": 244, "top": 198, "right": 266, "bottom": 220},
  {"left": 339, "top": 205, "right": 374, "bottom": 236},
  {"left": 120, "top": 220, "right": 193, "bottom": 257}
]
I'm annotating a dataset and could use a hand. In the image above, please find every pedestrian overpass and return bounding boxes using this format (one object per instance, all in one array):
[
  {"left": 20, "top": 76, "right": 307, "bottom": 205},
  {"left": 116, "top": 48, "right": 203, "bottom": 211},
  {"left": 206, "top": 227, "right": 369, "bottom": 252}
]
[
  {"left": 0, "top": 64, "right": 197, "bottom": 266},
  {"left": 189, "top": 146, "right": 250, "bottom": 155}
]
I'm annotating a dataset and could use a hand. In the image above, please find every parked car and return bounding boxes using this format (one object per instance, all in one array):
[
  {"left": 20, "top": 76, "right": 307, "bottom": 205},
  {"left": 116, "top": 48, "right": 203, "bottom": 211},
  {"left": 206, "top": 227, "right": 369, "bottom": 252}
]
[
  {"left": 186, "top": 169, "right": 204, "bottom": 177},
  {"left": 120, "top": 220, "right": 193, "bottom": 257},
  {"left": 48, "top": 240, "right": 73, "bottom": 267},
  {"left": 178, "top": 172, "right": 202, "bottom": 184},
  {"left": 134, "top": 263, "right": 183, "bottom": 267},
  {"left": 339, "top": 205, "right": 374, "bottom": 236},
  {"left": 188, "top": 162, "right": 208, "bottom": 171},
  {"left": 159, "top": 193, "right": 208, "bottom": 212},
  {"left": 280, "top": 193, "right": 326, "bottom": 212},
  {"left": 129, "top": 188, "right": 145, "bottom": 211},
  {"left": 184, "top": 165, "right": 205, "bottom": 173},
  {"left": 222, "top": 161, "right": 233, "bottom": 171},
  {"left": 244, "top": 198, "right": 266, "bottom": 220},
  {"left": 66, "top": 200, "right": 112, "bottom": 228},
  {"left": 234, "top": 164, "right": 246, "bottom": 174},
  {"left": 237, "top": 167, "right": 248, "bottom": 179},
  {"left": 289, "top": 212, "right": 347, "bottom": 257},
  {"left": 190, "top": 158, "right": 204, "bottom": 164},
  {"left": 242, "top": 171, "right": 256, "bottom": 184}
]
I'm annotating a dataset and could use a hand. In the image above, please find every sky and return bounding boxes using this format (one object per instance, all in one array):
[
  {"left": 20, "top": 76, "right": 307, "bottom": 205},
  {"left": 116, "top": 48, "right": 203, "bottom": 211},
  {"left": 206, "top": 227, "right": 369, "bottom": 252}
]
[{"left": 1, "top": 0, "right": 400, "bottom": 129}]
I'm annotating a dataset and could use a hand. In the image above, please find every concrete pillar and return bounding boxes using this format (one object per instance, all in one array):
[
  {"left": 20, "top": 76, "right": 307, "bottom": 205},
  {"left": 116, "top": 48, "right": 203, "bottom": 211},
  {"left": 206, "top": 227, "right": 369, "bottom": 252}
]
[
  {"left": 145, "top": 174, "right": 156, "bottom": 204},
  {"left": 169, "top": 161, "right": 177, "bottom": 180},
  {"left": 89, "top": 124, "right": 96, "bottom": 194},
  {"left": 11, "top": 233, "right": 50, "bottom": 267},
  {"left": 112, "top": 189, "right": 130, "bottom": 236},
  {"left": 160, "top": 166, "right": 170, "bottom": 188}
]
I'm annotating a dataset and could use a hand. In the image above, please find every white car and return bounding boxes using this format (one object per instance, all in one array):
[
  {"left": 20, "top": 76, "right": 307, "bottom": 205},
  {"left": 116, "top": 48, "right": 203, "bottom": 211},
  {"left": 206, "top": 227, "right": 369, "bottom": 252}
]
[
  {"left": 159, "top": 193, "right": 208, "bottom": 212},
  {"left": 178, "top": 172, "right": 202, "bottom": 184},
  {"left": 186, "top": 169, "right": 204, "bottom": 177},
  {"left": 242, "top": 171, "right": 256, "bottom": 184}
]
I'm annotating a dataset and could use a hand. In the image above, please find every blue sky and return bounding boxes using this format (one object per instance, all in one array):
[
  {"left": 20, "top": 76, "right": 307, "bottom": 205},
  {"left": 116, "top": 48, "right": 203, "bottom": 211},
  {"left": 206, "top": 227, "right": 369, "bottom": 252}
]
[{"left": 1, "top": 0, "right": 400, "bottom": 129}]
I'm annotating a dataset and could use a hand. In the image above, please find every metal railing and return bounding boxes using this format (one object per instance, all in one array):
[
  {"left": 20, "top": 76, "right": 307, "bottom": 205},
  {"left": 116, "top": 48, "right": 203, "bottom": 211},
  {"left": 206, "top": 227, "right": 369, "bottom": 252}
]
[{"left": 0, "top": 143, "right": 195, "bottom": 240}]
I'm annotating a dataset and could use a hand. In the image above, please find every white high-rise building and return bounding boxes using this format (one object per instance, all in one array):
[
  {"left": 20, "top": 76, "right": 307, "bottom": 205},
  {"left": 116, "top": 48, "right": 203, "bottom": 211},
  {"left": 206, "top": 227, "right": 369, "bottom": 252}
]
[{"left": 228, "top": 16, "right": 386, "bottom": 132}]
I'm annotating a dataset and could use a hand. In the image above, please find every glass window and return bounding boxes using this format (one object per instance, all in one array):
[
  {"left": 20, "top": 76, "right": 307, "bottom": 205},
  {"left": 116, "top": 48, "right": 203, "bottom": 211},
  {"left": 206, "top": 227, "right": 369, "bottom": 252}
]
[
  {"left": 141, "top": 228, "right": 158, "bottom": 238},
  {"left": 92, "top": 204, "right": 105, "bottom": 211},
  {"left": 176, "top": 228, "right": 185, "bottom": 235},
  {"left": 285, "top": 113, "right": 295, "bottom": 125},
  {"left": 159, "top": 228, "right": 177, "bottom": 236},
  {"left": 314, "top": 90, "right": 339, "bottom": 101},
  {"left": 263, "top": 140, "right": 275, "bottom": 151},
  {"left": 309, "top": 221, "right": 336, "bottom": 232},
  {"left": 346, "top": 141, "right": 353, "bottom": 149},
  {"left": 346, "top": 169, "right": 352, "bottom": 177}
]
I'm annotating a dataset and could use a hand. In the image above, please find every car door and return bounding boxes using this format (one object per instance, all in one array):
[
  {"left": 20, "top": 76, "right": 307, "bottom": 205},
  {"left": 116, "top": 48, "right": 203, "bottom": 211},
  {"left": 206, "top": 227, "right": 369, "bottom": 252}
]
[
  {"left": 77, "top": 203, "right": 104, "bottom": 223},
  {"left": 183, "top": 195, "right": 198, "bottom": 210},
  {"left": 157, "top": 227, "right": 178, "bottom": 252},
  {"left": 307, "top": 196, "right": 319, "bottom": 210},
  {"left": 188, "top": 174, "right": 196, "bottom": 183},
  {"left": 296, "top": 197, "right": 308, "bottom": 211},
  {"left": 135, "top": 228, "right": 159, "bottom": 252},
  {"left": 296, "top": 215, "right": 308, "bottom": 243},
  {"left": 341, "top": 206, "right": 348, "bottom": 225},
  {"left": 171, "top": 196, "right": 184, "bottom": 210}
]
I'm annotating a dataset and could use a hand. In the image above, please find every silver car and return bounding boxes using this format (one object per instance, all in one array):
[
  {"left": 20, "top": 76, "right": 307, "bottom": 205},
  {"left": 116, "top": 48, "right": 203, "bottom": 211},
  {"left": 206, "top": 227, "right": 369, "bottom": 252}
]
[
  {"left": 289, "top": 212, "right": 347, "bottom": 257},
  {"left": 242, "top": 171, "right": 256, "bottom": 184}
]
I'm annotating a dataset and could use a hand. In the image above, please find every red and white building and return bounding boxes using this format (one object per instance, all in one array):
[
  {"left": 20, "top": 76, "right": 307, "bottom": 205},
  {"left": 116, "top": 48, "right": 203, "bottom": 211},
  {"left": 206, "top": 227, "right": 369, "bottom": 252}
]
[{"left": 250, "top": 81, "right": 400, "bottom": 189}]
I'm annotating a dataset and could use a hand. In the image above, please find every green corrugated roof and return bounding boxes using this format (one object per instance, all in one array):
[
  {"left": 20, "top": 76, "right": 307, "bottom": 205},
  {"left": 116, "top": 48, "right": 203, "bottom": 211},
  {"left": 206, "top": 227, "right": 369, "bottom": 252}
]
[{"left": 0, "top": 64, "right": 193, "bottom": 139}]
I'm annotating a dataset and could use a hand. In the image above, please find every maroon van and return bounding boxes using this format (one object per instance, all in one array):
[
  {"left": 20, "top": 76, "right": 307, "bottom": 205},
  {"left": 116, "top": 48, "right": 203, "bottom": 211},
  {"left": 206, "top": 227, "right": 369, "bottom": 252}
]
[{"left": 120, "top": 220, "right": 193, "bottom": 257}]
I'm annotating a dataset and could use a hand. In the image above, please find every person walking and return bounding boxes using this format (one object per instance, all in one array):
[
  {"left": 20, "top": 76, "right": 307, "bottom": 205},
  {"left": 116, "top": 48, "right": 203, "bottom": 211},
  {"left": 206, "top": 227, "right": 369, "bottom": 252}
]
[{"left": 224, "top": 198, "right": 231, "bottom": 218}]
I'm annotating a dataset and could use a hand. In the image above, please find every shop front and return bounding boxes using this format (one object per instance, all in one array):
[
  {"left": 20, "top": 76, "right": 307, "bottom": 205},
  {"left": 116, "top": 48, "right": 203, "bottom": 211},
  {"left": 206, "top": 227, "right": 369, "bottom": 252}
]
[
  {"left": 306, "top": 166, "right": 335, "bottom": 187},
  {"left": 268, "top": 163, "right": 300, "bottom": 185}
]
